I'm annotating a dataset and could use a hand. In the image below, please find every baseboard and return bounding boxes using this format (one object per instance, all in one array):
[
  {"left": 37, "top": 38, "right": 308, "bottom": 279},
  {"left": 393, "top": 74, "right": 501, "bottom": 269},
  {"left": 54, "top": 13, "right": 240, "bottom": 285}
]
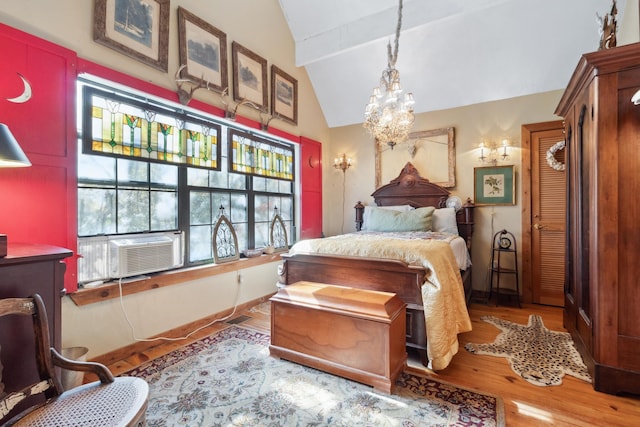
[{"left": 89, "top": 293, "right": 276, "bottom": 367}]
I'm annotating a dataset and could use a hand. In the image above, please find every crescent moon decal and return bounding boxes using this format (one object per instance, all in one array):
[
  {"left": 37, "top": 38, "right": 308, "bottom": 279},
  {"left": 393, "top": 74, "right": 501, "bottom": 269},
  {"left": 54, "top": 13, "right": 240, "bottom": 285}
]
[{"left": 6, "top": 73, "right": 32, "bottom": 104}]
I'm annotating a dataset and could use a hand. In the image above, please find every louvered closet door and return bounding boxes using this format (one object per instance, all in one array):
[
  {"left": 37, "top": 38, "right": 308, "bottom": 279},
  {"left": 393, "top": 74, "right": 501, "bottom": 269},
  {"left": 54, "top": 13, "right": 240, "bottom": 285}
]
[{"left": 532, "top": 127, "right": 566, "bottom": 306}]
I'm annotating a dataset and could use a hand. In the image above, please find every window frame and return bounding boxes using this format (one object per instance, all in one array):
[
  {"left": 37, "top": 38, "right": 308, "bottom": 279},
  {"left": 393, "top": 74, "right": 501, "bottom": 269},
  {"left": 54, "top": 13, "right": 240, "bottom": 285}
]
[{"left": 77, "top": 76, "right": 298, "bottom": 272}]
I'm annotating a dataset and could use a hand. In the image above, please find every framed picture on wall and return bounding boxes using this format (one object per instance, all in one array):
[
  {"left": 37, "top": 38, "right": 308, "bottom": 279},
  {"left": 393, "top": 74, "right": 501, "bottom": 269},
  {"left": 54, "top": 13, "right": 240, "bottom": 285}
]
[
  {"left": 177, "top": 7, "right": 228, "bottom": 93},
  {"left": 376, "top": 127, "right": 455, "bottom": 189},
  {"left": 231, "top": 41, "right": 268, "bottom": 110},
  {"left": 271, "top": 65, "right": 298, "bottom": 125},
  {"left": 474, "top": 165, "right": 516, "bottom": 206},
  {"left": 93, "top": 0, "right": 170, "bottom": 72}
]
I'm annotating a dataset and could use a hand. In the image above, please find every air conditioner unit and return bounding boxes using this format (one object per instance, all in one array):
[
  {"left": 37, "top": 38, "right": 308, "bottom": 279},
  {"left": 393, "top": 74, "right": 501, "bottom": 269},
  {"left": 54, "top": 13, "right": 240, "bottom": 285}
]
[
  {"left": 109, "top": 232, "right": 184, "bottom": 279},
  {"left": 77, "top": 232, "right": 184, "bottom": 283}
]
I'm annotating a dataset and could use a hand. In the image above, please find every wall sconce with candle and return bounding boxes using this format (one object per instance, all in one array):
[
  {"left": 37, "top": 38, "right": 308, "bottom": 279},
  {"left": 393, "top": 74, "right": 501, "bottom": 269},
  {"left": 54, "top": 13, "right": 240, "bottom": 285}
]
[
  {"left": 333, "top": 153, "right": 352, "bottom": 172},
  {"left": 478, "top": 138, "right": 511, "bottom": 166}
]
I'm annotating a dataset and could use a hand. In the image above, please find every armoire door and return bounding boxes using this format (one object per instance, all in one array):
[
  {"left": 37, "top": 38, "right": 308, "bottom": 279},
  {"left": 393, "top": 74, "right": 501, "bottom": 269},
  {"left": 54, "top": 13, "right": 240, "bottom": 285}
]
[{"left": 564, "top": 100, "right": 594, "bottom": 357}]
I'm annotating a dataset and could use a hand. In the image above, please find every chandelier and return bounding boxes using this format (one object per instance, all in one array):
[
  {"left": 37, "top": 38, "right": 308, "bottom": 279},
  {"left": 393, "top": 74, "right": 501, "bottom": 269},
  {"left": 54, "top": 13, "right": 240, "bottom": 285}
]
[{"left": 363, "top": 0, "right": 415, "bottom": 149}]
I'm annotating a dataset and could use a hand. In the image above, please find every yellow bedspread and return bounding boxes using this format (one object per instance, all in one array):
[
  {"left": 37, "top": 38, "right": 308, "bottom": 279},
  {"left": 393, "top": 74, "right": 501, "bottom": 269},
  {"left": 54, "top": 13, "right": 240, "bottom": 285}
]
[{"left": 289, "top": 233, "right": 472, "bottom": 370}]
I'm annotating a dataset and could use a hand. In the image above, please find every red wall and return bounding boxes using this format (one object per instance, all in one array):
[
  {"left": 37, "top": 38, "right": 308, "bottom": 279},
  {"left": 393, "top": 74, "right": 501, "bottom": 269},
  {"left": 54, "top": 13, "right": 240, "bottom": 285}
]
[{"left": 0, "top": 23, "right": 78, "bottom": 291}]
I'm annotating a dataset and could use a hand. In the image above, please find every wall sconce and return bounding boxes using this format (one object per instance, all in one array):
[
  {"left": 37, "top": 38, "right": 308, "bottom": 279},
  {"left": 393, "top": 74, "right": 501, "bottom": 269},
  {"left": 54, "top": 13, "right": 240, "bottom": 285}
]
[
  {"left": 478, "top": 138, "right": 510, "bottom": 166},
  {"left": 333, "top": 153, "right": 352, "bottom": 172}
]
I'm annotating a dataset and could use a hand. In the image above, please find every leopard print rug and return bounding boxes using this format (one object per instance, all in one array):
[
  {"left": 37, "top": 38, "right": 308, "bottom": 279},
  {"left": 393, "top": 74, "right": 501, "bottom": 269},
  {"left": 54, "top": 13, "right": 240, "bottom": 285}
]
[{"left": 465, "top": 315, "right": 591, "bottom": 386}]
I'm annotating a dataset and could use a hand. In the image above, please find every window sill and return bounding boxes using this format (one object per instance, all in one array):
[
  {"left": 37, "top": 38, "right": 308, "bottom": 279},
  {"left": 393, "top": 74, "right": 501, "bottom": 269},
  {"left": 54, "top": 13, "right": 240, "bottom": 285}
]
[{"left": 68, "top": 253, "right": 285, "bottom": 306}]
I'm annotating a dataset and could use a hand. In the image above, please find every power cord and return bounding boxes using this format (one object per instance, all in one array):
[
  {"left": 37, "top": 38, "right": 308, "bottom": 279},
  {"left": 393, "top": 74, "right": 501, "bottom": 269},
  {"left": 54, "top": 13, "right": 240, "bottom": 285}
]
[
  {"left": 485, "top": 207, "right": 496, "bottom": 294},
  {"left": 341, "top": 171, "right": 347, "bottom": 234},
  {"left": 117, "top": 272, "right": 242, "bottom": 342}
]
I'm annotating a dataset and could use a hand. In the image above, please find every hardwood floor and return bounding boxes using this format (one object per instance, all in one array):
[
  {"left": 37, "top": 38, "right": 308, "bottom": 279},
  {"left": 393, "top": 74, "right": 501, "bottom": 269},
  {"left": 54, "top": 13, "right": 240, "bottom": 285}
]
[{"left": 100, "top": 300, "right": 639, "bottom": 427}]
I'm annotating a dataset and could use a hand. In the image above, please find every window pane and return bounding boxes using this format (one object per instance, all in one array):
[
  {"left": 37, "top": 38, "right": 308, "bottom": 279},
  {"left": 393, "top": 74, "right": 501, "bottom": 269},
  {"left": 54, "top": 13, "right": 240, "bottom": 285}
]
[
  {"left": 117, "top": 159, "right": 148, "bottom": 184},
  {"left": 254, "top": 195, "right": 269, "bottom": 222},
  {"left": 78, "top": 148, "right": 115, "bottom": 181},
  {"left": 229, "top": 172, "right": 246, "bottom": 190},
  {"left": 279, "top": 197, "right": 293, "bottom": 220},
  {"left": 211, "top": 192, "right": 230, "bottom": 212},
  {"left": 253, "top": 177, "right": 266, "bottom": 192},
  {"left": 78, "top": 188, "right": 116, "bottom": 236},
  {"left": 266, "top": 178, "right": 279, "bottom": 193},
  {"left": 230, "top": 194, "right": 248, "bottom": 223},
  {"left": 117, "top": 189, "right": 149, "bottom": 233},
  {"left": 279, "top": 180, "right": 292, "bottom": 194},
  {"left": 190, "top": 191, "right": 211, "bottom": 225},
  {"left": 188, "top": 168, "right": 209, "bottom": 187},
  {"left": 234, "top": 223, "right": 248, "bottom": 252},
  {"left": 151, "top": 191, "right": 177, "bottom": 230},
  {"left": 151, "top": 163, "right": 178, "bottom": 186},
  {"left": 209, "top": 166, "right": 229, "bottom": 188},
  {"left": 189, "top": 224, "right": 212, "bottom": 262},
  {"left": 255, "top": 222, "right": 269, "bottom": 248}
]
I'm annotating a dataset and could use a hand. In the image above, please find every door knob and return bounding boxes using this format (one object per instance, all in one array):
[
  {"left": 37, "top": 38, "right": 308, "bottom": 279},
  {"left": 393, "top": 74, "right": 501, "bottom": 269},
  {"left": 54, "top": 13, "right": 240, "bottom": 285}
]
[{"left": 533, "top": 223, "right": 544, "bottom": 230}]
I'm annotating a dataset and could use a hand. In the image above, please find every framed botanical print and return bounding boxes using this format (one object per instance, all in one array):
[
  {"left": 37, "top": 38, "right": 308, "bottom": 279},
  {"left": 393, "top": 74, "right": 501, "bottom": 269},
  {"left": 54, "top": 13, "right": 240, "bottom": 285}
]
[
  {"left": 271, "top": 65, "right": 298, "bottom": 125},
  {"left": 474, "top": 165, "right": 516, "bottom": 206},
  {"left": 93, "top": 0, "right": 170, "bottom": 72},
  {"left": 177, "top": 7, "right": 228, "bottom": 93},
  {"left": 231, "top": 41, "right": 268, "bottom": 110}
]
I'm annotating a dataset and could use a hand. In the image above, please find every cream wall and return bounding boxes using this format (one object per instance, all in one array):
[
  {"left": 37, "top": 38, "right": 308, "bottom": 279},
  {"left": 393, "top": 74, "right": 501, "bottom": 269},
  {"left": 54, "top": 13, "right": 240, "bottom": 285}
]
[
  {"left": 325, "top": 90, "right": 564, "bottom": 293},
  {"left": 0, "top": 0, "right": 329, "bottom": 358}
]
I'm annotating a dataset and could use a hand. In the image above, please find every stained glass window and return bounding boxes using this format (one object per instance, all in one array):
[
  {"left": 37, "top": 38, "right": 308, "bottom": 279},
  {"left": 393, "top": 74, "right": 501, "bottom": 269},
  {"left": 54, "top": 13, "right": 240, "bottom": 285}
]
[
  {"left": 83, "top": 86, "right": 221, "bottom": 169},
  {"left": 229, "top": 129, "right": 294, "bottom": 180}
]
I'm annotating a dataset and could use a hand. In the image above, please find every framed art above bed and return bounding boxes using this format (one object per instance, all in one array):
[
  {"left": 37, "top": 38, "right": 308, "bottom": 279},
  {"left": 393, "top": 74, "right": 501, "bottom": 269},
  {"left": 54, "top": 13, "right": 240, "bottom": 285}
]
[{"left": 375, "top": 127, "right": 455, "bottom": 189}]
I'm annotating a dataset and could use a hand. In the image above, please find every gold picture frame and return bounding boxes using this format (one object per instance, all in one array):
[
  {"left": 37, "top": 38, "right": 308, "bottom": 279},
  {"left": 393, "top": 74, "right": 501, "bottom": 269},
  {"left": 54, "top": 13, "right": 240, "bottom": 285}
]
[
  {"left": 93, "top": 0, "right": 170, "bottom": 72},
  {"left": 271, "top": 65, "right": 298, "bottom": 125},
  {"left": 232, "top": 41, "right": 268, "bottom": 110},
  {"left": 376, "top": 127, "right": 456, "bottom": 188},
  {"left": 177, "top": 7, "right": 228, "bottom": 93}
]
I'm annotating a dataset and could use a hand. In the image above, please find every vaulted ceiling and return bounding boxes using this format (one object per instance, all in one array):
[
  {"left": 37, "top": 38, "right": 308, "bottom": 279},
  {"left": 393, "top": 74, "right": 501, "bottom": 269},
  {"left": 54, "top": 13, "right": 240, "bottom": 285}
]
[{"left": 277, "top": 0, "right": 627, "bottom": 128}]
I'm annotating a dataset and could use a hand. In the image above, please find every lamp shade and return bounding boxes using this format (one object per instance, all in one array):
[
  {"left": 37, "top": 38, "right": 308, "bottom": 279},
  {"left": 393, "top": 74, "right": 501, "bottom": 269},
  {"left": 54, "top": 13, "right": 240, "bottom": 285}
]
[{"left": 0, "top": 123, "right": 31, "bottom": 167}]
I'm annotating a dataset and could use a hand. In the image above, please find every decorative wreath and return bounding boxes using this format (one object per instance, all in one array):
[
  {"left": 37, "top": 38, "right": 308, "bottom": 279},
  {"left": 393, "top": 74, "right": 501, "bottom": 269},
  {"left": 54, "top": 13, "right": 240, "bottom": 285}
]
[{"left": 546, "top": 140, "right": 566, "bottom": 171}]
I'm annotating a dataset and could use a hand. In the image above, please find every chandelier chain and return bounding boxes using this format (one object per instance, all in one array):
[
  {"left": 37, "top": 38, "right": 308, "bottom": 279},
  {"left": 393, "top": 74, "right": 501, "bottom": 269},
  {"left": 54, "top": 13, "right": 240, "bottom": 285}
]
[
  {"left": 388, "top": 0, "right": 403, "bottom": 68},
  {"left": 363, "top": 0, "right": 414, "bottom": 149}
]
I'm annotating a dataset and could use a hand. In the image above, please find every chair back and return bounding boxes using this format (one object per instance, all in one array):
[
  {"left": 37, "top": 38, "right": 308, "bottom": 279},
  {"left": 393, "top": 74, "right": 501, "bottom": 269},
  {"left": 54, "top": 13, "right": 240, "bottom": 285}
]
[
  {"left": 0, "top": 294, "right": 148, "bottom": 426},
  {"left": 0, "top": 295, "right": 62, "bottom": 422}
]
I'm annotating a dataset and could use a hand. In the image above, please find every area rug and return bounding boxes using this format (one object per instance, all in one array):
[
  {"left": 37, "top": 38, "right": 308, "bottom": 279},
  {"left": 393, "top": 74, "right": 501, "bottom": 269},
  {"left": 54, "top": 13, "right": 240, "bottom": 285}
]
[
  {"left": 465, "top": 315, "right": 591, "bottom": 387},
  {"left": 126, "top": 325, "right": 504, "bottom": 426}
]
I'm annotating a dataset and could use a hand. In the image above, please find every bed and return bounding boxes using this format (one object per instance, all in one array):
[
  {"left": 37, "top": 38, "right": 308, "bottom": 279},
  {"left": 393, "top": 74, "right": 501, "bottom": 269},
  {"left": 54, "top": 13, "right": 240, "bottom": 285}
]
[{"left": 278, "top": 162, "right": 475, "bottom": 370}]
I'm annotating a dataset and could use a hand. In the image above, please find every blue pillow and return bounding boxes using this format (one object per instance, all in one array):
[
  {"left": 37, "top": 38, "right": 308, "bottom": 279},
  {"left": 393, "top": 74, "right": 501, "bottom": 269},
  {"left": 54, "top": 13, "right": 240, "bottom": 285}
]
[{"left": 366, "top": 206, "right": 435, "bottom": 232}]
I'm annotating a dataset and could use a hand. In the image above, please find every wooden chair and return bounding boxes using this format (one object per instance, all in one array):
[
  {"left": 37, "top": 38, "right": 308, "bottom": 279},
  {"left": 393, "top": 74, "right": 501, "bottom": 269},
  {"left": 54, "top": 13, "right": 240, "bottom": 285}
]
[{"left": 0, "top": 294, "right": 148, "bottom": 426}]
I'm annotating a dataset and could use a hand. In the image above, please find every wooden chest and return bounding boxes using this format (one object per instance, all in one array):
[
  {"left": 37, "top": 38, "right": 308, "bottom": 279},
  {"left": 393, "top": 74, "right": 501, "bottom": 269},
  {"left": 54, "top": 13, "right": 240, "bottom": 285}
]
[{"left": 269, "top": 281, "right": 407, "bottom": 393}]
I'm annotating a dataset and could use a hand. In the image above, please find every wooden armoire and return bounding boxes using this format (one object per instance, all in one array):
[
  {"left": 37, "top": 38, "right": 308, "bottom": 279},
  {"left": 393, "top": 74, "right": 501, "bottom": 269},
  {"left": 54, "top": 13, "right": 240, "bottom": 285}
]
[{"left": 555, "top": 43, "right": 640, "bottom": 395}]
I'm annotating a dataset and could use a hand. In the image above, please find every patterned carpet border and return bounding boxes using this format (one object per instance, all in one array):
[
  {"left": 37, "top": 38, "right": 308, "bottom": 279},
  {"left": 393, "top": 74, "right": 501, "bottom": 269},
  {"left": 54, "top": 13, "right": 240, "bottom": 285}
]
[
  {"left": 465, "top": 314, "right": 591, "bottom": 387},
  {"left": 126, "top": 325, "right": 505, "bottom": 426}
]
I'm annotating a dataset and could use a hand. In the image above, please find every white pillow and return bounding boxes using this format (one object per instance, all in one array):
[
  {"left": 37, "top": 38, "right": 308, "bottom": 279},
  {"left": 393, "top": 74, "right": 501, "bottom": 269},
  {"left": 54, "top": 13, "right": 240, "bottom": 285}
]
[
  {"left": 432, "top": 207, "right": 459, "bottom": 235},
  {"left": 362, "top": 205, "right": 413, "bottom": 230}
]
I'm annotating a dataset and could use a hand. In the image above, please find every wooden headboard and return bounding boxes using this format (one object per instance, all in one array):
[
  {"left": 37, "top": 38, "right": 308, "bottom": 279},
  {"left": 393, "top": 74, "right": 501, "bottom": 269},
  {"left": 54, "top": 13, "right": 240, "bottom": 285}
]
[{"left": 355, "top": 162, "right": 474, "bottom": 249}]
